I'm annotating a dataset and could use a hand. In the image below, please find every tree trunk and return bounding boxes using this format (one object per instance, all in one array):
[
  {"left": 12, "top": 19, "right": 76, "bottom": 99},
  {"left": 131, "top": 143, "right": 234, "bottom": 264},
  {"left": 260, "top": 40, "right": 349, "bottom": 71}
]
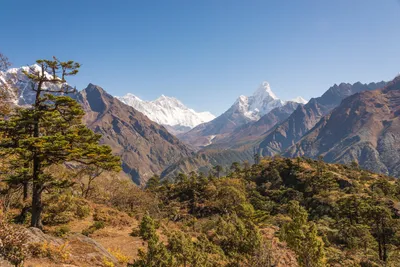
[
  {"left": 84, "top": 177, "right": 95, "bottom": 199},
  {"left": 382, "top": 233, "right": 387, "bottom": 262},
  {"left": 378, "top": 236, "right": 383, "bottom": 261},
  {"left": 31, "top": 183, "right": 43, "bottom": 229},
  {"left": 16, "top": 206, "right": 31, "bottom": 224},
  {"left": 31, "top": 82, "right": 42, "bottom": 229},
  {"left": 23, "top": 181, "right": 28, "bottom": 201}
]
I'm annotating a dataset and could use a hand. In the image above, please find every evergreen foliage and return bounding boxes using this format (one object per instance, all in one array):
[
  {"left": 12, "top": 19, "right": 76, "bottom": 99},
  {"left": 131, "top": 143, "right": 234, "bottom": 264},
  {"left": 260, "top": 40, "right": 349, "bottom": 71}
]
[
  {"left": 280, "top": 201, "right": 326, "bottom": 267},
  {"left": 138, "top": 157, "right": 400, "bottom": 266},
  {"left": 0, "top": 58, "right": 121, "bottom": 229}
]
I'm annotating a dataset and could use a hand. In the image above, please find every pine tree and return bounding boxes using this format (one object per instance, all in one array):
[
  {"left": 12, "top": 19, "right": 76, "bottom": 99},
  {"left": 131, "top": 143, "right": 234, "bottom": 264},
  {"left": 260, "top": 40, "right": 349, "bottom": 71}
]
[
  {"left": 230, "top": 162, "right": 242, "bottom": 174},
  {"left": 139, "top": 213, "right": 158, "bottom": 241},
  {"left": 367, "top": 205, "right": 396, "bottom": 263},
  {"left": 167, "top": 231, "right": 195, "bottom": 267},
  {"left": 280, "top": 201, "right": 326, "bottom": 267},
  {"left": 301, "top": 223, "right": 326, "bottom": 267},
  {"left": 270, "top": 167, "right": 283, "bottom": 188},
  {"left": 131, "top": 214, "right": 175, "bottom": 267},
  {"left": 253, "top": 147, "right": 261, "bottom": 165},
  {"left": 0, "top": 58, "right": 120, "bottom": 228},
  {"left": 130, "top": 237, "right": 175, "bottom": 267},
  {"left": 213, "top": 214, "right": 261, "bottom": 260},
  {"left": 213, "top": 165, "right": 223, "bottom": 178},
  {"left": 146, "top": 175, "right": 161, "bottom": 191}
]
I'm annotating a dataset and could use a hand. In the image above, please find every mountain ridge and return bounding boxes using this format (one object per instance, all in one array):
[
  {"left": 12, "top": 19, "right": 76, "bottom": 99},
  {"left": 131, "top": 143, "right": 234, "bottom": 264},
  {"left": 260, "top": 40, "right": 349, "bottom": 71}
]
[
  {"left": 258, "top": 81, "right": 387, "bottom": 156},
  {"left": 285, "top": 76, "right": 400, "bottom": 177},
  {"left": 77, "top": 83, "right": 194, "bottom": 184}
]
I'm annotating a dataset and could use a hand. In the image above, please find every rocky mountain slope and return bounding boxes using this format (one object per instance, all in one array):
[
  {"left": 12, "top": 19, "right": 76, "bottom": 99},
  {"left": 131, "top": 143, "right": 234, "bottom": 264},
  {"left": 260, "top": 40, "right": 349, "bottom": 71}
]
[
  {"left": 207, "top": 101, "right": 301, "bottom": 149},
  {"left": 258, "top": 81, "right": 387, "bottom": 156},
  {"left": 117, "top": 93, "right": 215, "bottom": 134},
  {"left": 179, "top": 82, "right": 305, "bottom": 148},
  {"left": 286, "top": 76, "right": 400, "bottom": 177},
  {"left": 76, "top": 84, "right": 193, "bottom": 184}
]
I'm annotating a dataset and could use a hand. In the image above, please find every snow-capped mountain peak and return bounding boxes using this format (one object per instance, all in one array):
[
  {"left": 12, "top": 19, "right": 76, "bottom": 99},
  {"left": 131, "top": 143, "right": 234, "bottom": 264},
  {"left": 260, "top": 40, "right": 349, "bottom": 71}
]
[
  {"left": 230, "top": 82, "right": 284, "bottom": 121},
  {"left": 228, "top": 81, "right": 307, "bottom": 121},
  {"left": 0, "top": 64, "right": 69, "bottom": 106},
  {"left": 123, "top": 93, "right": 143, "bottom": 102},
  {"left": 117, "top": 93, "right": 215, "bottom": 132},
  {"left": 289, "top": 96, "right": 308, "bottom": 104},
  {"left": 153, "top": 95, "right": 186, "bottom": 109},
  {"left": 253, "top": 81, "right": 278, "bottom": 100}
]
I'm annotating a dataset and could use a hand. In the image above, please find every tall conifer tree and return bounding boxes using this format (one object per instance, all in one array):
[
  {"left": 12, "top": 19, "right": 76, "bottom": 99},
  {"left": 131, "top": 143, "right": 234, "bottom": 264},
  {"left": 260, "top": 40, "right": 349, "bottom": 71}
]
[{"left": 0, "top": 58, "right": 121, "bottom": 228}]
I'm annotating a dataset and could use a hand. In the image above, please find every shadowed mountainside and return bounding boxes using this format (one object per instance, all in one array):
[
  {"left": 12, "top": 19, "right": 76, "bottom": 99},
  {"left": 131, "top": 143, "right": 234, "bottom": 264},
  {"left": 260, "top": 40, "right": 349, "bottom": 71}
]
[{"left": 258, "top": 81, "right": 387, "bottom": 156}]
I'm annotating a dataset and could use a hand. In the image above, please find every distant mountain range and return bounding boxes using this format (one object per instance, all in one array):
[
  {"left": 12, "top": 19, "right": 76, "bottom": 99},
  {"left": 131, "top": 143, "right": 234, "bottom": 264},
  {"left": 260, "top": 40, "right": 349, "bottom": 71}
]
[
  {"left": 117, "top": 93, "right": 215, "bottom": 134},
  {"left": 163, "top": 79, "right": 397, "bottom": 179},
  {"left": 2, "top": 64, "right": 398, "bottom": 183},
  {"left": 179, "top": 82, "right": 307, "bottom": 147},
  {"left": 258, "top": 81, "right": 387, "bottom": 156}
]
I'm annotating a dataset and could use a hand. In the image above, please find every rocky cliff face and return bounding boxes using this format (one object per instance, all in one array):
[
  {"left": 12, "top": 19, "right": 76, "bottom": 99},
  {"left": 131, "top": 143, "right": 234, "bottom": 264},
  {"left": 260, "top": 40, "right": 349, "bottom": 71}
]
[
  {"left": 77, "top": 84, "right": 193, "bottom": 184},
  {"left": 285, "top": 76, "right": 400, "bottom": 177}
]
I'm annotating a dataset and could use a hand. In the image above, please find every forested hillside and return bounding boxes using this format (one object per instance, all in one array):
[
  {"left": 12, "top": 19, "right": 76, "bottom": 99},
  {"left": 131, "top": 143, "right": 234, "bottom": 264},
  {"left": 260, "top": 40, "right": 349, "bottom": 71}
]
[{"left": 2, "top": 155, "right": 400, "bottom": 266}]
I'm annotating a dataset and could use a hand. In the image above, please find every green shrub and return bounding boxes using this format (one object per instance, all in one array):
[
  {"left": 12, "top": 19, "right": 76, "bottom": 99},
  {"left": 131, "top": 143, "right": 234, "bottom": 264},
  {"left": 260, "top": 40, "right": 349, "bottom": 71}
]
[
  {"left": 82, "top": 227, "right": 95, "bottom": 237},
  {"left": 93, "top": 220, "right": 105, "bottom": 230},
  {"left": 76, "top": 203, "right": 91, "bottom": 219},
  {"left": 55, "top": 226, "right": 71, "bottom": 238},
  {"left": 43, "top": 193, "right": 91, "bottom": 225},
  {"left": 81, "top": 221, "right": 105, "bottom": 236}
]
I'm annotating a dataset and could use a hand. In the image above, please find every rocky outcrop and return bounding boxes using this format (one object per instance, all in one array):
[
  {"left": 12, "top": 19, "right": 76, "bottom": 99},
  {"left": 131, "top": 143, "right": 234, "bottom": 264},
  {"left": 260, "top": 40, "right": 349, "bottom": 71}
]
[{"left": 25, "top": 227, "right": 119, "bottom": 267}]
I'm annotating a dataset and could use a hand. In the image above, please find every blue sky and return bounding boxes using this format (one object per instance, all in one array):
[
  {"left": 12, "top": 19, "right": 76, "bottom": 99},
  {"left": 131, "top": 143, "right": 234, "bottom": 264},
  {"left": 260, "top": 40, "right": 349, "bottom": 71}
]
[{"left": 2, "top": 0, "right": 400, "bottom": 115}]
